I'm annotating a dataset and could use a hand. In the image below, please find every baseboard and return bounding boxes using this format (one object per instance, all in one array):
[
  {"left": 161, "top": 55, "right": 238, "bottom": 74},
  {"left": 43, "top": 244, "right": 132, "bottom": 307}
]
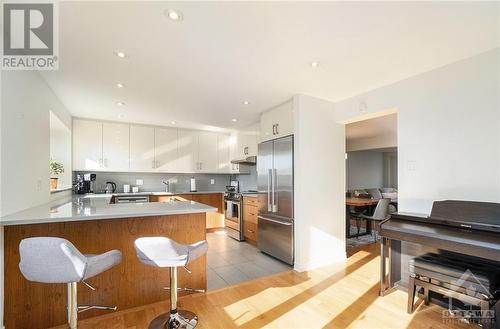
[
  {"left": 206, "top": 227, "right": 225, "bottom": 233},
  {"left": 294, "top": 252, "right": 347, "bottom": 272}
]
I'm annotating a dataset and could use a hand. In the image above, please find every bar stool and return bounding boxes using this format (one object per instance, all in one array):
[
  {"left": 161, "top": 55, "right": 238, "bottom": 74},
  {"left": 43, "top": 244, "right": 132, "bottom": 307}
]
[
  {"left": 19, "top": 237, "right": 122, "bottom": 329},
  {"left": 134, "top": 237, "right": 208, "bottom": 329}
]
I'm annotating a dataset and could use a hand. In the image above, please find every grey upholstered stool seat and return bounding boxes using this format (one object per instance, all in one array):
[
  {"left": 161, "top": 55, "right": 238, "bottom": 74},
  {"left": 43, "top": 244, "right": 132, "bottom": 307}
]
[
  {"left": 19, "top": 237, "right": 122, "bottom": 329},
  {"left": 135, "top": 237, "right": 208, "bottom": 329}
]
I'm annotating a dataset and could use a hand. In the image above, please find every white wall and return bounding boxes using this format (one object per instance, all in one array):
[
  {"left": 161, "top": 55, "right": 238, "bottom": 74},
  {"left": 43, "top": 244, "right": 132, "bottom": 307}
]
[
  {"left": 346, "top": 133, "right": 397, "bottom": 152},
  {"left": 50, "top": 111, "right": 72, "bottom": 188},
  {"left": 293, "top": 94, "right": 346, "bottom": 271},
  {"left": 1, "top": 71, "right": 72, "bottom": 328},
  {"left": 347, "top": 151, "right": 384, "bottom": 190},
  {"left": 334, "top": 48, "right": 500, "bottom": 214}
]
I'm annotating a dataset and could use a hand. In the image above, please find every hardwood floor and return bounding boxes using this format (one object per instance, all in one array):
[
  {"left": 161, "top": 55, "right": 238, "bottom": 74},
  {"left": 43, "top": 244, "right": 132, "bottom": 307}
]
[{"left": 52, "top": 243, "right": 477, "bottom": 329}]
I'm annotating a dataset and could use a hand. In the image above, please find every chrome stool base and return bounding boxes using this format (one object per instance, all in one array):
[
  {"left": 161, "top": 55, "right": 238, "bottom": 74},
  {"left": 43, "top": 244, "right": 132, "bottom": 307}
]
[{"left": 149, "top": 310, "right": 198, "bottom": 329}]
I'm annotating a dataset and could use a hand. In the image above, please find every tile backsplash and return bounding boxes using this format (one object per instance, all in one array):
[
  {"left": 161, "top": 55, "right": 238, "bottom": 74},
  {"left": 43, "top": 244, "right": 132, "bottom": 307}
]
[{"left": 73, "top": 170, "right": 258, "bottom": 194}]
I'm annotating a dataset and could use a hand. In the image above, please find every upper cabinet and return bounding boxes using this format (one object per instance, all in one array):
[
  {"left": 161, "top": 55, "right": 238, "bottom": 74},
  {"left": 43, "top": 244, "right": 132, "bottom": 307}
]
[
  {"left": 102, "top": 122, "right": 129, "bottom": 171},
  {"left": 260, "top": 100, "right": 294, "bottom": 142},
  {"left": 217, "top": 134, "right": 231, "bottom": 173},
  {"left": 177, "top": 129, "right": 198, "bottom": 173},
  {"left": 197, "top": 131, "right": 219, "bottom": 172},
  {"left": 154, "top": 127, "right": 178, "bottom": 172},
  {"left": 73, "top": 119, "right": 103, "bottom": 171},
  {"left": 73, "top": 119, "right": 248, "bottom": 174},
  {"left": 130, "top": 125, "right": 155, "bottom": 172},
  {"left": 236, "top": 133, "right": 258, "bottom": 158}
]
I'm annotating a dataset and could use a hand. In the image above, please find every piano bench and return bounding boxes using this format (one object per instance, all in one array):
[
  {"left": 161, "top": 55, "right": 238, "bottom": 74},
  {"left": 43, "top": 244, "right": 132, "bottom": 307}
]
[{"left": 408, "top": 252, "right": 500, "bottom": 329}]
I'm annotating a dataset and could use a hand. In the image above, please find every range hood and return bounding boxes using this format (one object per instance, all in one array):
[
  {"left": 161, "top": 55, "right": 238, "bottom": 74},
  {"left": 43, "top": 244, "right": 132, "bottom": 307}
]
[{"left": 230, "top": 156, "right": 257, "bottom": 165}]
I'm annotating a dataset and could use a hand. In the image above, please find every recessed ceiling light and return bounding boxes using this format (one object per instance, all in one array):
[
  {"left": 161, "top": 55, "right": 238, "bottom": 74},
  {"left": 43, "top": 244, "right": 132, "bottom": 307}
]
[
  {"left": 165, "top": 9, "right": 183, "bottom": 21},
  {"left": 231, "top": 119, "right": 237, "bottom": 122},
  {"left": 310, "top": 61, "right": 319, "bottom": 67},
  {"left": 116, "top": 101, "right": 125, "bottom": 106},
  {"left": 171, "top": 121, "right": 176, "bottom": 125},
  {"left": 114, "top": 51, "right": 126, "bottom": 58},
  {"left": 116, "top": 83, "right": 124, "bottom": 88},
  {"left": 243, "top": 101, "right": 250, "bottom": 105}
]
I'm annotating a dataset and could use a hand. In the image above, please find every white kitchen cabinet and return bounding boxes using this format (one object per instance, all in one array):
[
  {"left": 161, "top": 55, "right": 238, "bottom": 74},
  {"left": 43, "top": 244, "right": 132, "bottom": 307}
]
[
  {"left": 73, "top": 119, "right": 103, "bottom": 170},
  {"left": 102, "top": 122, "right": 129, "bottom": 171},
  {"left": 260, "top": 100, "right": 294, "bottom": 142},
  {"left": 237, "top": 133, "right": 258, "bottom": 158},
  {"left": 129, "top": 125, "right": 155, "bottom": 172},
  {"left": 154, "top": 127, "right": 178, "bottom": 172},
  {"left": 217, "top": 134, "right": 231, "bottom": 173},
  {"left": 177, "top": 129, "right": 198, "bottom": 172},
  {"left": 197, "top": 131, "right": 218, "bottom": 172}
]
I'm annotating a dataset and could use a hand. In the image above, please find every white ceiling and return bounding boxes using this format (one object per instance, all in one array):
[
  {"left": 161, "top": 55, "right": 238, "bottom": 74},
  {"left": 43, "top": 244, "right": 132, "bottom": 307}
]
[
  {"left": 41, "top": 1, "right": 500, "bottom": 130},
  {"left": 346, "top": 113, "right": 397, "bottom": 141}
]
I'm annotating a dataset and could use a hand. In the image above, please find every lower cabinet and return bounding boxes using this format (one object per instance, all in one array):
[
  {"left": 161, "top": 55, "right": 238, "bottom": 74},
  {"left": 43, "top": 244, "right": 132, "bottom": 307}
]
[
  {"left": 151, "top": 193, "right": 224, "bottom": 230},
  {"left": 243, "top": 196, "right": 259, "bottom": 245},
  {"left": 191, "top": 194, "right": 224, "bottom": 229}
]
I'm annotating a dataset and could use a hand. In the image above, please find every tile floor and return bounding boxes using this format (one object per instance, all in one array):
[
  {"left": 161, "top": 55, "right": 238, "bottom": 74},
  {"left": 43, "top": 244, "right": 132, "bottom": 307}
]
[{"left": 206, "top": 231, "right": 292, "bottom": 290}]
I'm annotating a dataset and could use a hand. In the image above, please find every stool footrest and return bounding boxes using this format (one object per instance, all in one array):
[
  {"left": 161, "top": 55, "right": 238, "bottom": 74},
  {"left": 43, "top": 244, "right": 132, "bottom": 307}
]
[
  {"left": 78, "top": 305, "right": 117, "bottom": 313},
  {"left": 163, "top": 287, "right": 205, "bottom": 293}
]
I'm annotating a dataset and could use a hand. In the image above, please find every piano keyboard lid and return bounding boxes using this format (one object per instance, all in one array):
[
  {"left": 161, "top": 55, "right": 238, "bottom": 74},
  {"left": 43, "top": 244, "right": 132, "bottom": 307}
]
[{"left": 427, "top": 200, "right": 500, "bottom": 233}]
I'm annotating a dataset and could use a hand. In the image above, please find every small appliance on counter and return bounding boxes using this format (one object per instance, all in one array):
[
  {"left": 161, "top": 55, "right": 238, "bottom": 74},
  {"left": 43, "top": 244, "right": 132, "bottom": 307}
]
[
  {"left": 75, "top": 173, "right": 96, "bottom": 194},
  {"left": 105, "top": 181, "right": 116, "bottom": 194},
  {"left": 190, "top": 177, "right": 197, "bottom": 192}
]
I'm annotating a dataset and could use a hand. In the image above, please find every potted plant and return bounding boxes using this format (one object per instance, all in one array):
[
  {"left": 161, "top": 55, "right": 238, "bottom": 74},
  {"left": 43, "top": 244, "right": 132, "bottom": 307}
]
[{"left": 50, "top": 160, "right": 64, "bottom": 190}]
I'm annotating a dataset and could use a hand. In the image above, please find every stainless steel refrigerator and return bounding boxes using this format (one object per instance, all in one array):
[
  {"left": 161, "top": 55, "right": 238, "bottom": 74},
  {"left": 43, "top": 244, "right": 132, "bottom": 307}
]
[{"left": 257, "top": 135, "right": 294, "bottom": 265}]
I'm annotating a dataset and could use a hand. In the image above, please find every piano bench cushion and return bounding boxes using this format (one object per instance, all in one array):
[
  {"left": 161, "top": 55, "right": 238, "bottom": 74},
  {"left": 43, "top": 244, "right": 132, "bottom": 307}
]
[{"left": 409, "top": 252, "right": 500, "bottom": 298}]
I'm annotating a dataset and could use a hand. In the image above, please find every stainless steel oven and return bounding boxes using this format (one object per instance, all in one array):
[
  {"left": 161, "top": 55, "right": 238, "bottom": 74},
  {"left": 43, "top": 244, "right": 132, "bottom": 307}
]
[{"left": 224, "top": 181, "right": 244, "bottom": 241}]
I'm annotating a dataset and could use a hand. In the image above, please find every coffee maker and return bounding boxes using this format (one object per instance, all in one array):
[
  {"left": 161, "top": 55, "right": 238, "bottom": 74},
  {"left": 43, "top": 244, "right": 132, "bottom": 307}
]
[{"left": 75, "top": 173, "right": 96, "bottom": 194}]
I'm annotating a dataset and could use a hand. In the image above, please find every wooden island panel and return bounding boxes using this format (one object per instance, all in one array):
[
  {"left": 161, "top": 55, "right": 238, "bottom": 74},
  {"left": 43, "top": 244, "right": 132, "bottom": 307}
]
[{"left": 4, "top": 213, "right": 207, "bottom": 329}]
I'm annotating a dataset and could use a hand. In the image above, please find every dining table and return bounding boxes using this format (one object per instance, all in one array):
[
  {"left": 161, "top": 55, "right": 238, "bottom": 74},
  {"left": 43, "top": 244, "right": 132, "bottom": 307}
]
[{"left": 346, "top": 197, "right": 380, "bottom": 239}]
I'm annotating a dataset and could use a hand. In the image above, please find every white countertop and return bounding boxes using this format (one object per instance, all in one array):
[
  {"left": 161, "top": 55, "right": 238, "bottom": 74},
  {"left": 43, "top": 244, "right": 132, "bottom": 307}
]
[{"left": 1, "top": 193, "right": 218, "bottom": 226}]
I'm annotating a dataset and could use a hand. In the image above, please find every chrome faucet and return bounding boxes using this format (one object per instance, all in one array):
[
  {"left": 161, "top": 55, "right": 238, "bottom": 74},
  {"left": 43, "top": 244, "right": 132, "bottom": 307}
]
[{"left": 162, "top": 180, "right": 170, "bottom": 193}]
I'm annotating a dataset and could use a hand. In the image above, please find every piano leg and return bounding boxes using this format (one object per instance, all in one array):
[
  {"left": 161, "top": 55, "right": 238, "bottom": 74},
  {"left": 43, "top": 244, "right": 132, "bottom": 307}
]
[{"left": 380, "top": 237, "right": 386, "bottom": 296}]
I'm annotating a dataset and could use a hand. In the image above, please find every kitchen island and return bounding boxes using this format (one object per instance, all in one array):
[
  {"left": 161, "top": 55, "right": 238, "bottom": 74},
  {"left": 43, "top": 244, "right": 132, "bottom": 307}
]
[{"left": 1, "top": 194, "right": 217, "bottom": 329}]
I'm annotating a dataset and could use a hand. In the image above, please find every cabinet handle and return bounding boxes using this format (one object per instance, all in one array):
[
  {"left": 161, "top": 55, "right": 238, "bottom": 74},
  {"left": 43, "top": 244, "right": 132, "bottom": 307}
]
[
  {"left": 275, "top": 124, "right": 279, "bottom": 135},
  {"left": 247, "top": 229, "right": 255, "bottom": 233},
  {"left": 272, "top": 124, "right": 276, "bottom": 135},
  {"left": 244, "top": 147, "right": 248, "bottom": 155}
]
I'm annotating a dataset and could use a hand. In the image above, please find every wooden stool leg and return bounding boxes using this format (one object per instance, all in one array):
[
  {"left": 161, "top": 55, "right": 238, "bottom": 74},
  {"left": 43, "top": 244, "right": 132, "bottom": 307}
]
[
  {"left": 356, "top": 218, "right": 361, "bottom": 238},
  {"left": 407, "top": 276, "right": 416, "bottom": 314}
]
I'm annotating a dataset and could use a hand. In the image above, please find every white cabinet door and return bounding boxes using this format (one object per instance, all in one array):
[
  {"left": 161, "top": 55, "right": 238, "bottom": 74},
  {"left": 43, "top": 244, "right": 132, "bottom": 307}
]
[
  {"left": 217, "top": 134, "right": 231, "bottom": 173},
  {"left": 73, "top": 119, "right": 103, "bottom": 170},
  {"left": 197, "top": 131, "right": 218, "bottom": 173},
  {"left": 237, "top": 133, "right": 258, "bottom": 158},
  {"left": 129, "top": 125, "right": 155, "bottom": 172},
  {"left": 155, "top": 127, "right": 178, "bottom": 172},
  {"left": 102, "top": 122, "right": 129, "bottom": 171},
  {"left": 260, "top": 100, "right": 294, "bottom": 142},
  {"left": 177, "top": 129, "right": 198, "bottom": 172}
]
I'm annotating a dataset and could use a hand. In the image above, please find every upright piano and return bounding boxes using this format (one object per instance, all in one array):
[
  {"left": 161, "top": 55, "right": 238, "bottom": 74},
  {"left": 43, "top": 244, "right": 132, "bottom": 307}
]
[{"left": 379, "top": 200, "right": 500, "bottom": 296}]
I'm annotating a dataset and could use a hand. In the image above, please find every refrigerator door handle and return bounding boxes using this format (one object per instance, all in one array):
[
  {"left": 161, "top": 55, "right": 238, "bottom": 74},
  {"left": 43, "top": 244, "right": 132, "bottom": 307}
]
[
  {"left": 267, "top": 169, "right": 272, "bottom": 212},
  {"left": 258, "top": 216, "right": 293, "bottom": 226},
  {"left": 273, "top": 168, "right": 278, "bottom": 212},
  {"left": 270, "top": 168, "right": 275, "bottom": 212}
]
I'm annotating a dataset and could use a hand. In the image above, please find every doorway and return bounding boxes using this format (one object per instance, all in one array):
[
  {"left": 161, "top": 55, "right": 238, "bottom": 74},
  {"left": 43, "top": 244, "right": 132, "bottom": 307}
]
[{"left": 344, "top": 113, "right": 398, "bottom": 250}]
